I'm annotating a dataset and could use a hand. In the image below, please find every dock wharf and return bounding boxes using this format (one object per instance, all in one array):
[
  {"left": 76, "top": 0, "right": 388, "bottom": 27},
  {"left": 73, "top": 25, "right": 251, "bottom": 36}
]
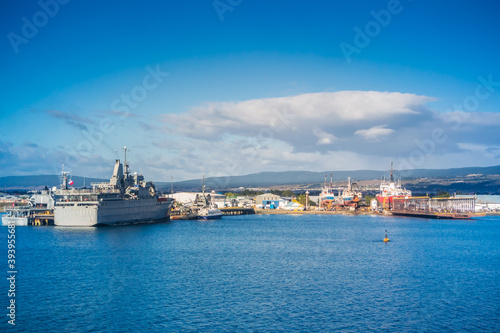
[
  {"left": 392, "top": 197, "right": 475, "bottom": 219},
  {"left": 32, "top": 211, "right": 54, "bottom": 225},
  {"left": 220, "top": 207, "right": 255, "bottom": 216}
]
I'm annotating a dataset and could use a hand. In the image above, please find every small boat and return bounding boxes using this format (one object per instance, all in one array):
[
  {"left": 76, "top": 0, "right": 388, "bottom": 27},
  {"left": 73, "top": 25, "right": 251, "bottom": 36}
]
[
  {"left": 193, "top": 175, "right": 223, "bottom": 220},
  {"left": 197, "top": 204, "right": 223, "bottom": 220}
]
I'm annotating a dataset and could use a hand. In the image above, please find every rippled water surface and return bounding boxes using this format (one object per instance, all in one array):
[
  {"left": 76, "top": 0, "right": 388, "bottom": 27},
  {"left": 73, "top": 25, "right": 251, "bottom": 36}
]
[{"left": 2, "top": 214, "right": 499, "bottom": 332}]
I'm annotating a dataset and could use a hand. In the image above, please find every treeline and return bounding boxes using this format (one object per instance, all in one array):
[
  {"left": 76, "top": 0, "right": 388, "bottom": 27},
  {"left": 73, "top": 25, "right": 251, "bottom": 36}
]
[
  {"left": 224, "top": 189, "right": 265, "bottom": 197},
  {"left": 225, "top": 189, "right": 298, "bottom": 198},
  {"left": 295, "top": 193, "right": 317, "bottom": 207}
]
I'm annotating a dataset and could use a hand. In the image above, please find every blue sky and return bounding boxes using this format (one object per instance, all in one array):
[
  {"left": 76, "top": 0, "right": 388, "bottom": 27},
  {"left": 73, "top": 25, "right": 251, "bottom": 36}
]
[{"left": 1, "top": 0, "right": 500, "bottom": 181}]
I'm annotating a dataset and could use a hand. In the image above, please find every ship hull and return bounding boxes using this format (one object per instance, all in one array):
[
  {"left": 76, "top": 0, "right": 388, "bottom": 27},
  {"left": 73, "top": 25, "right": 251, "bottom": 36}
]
[
  {"left": 197, "top": 214, "right": 223, "bottom": 220},
  {"left": 377, "top": 195, "right": 405, "bottom": 203},
  {"left": 54, "top": 199, "right": 171, "bottom": 227},
  {"left": 391, "top": 211, "right": 473, "bottom": 219}
]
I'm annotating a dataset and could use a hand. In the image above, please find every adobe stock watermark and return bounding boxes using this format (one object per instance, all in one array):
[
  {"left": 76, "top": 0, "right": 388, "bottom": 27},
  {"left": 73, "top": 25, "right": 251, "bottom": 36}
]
[
  {"left": 210, "top": 107, "right": 295, "bottom": 189},
  {"left": 396, "top": 74, "right": 500, "bottom": 172},
  {"left": 7, "top": 0, "right": 70, "bottom": 54},
  {"left": 339, "top": 0, "right": 408, "bottom": 64},
  {"left": 6, "top": 221, "right": 17, "bottom": 326},
  {"left": 60, "top": 65, "right": 169, "bottom": 171},
  {"left": 213, "top": 0, "right": 243, "bottom": 21}
]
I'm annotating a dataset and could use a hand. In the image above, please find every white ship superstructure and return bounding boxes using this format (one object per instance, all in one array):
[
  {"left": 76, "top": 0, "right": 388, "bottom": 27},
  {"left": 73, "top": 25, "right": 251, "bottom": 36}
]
[
  {"left": 377, "top": 162, "right": 412, "bottom": 208},
  {"left": 54, "top": 148, "right": 173, "bottom": 227}
]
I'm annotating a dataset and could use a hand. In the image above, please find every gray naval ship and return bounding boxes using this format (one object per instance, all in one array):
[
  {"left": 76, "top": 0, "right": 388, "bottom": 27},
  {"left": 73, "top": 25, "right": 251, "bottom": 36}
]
[{"left": 54, "top": 150, "right": 173, "bottom": 227}]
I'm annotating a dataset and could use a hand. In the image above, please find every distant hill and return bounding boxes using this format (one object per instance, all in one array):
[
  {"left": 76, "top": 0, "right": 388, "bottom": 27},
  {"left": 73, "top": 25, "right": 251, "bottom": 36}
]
[
  {"left": 2, "top": 165, "right": 500, "bottom": 191},
  {"left": 398, "top": 165, "right": 500, "bottom": 179},
  {"left": 0, "top": 175, "right": 107, "bottom": 190},
  {"left": 158, "top": 165, "right": 500, "bottom": 191}
]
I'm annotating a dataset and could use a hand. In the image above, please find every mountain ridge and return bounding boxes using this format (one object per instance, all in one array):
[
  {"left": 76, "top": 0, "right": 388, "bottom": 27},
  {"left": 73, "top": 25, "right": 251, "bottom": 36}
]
[
  {"left": 3, "top": 165, "right": 499, "bottom": 191},
  {"left": 162, "top": 165, "right": 500, "bottom": 190}
]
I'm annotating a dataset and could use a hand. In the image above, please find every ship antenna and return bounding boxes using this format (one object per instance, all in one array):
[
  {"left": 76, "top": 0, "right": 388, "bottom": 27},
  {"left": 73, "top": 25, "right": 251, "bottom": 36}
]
[{"left": 330, "top": 172, "right": 333, "bottom": 188}]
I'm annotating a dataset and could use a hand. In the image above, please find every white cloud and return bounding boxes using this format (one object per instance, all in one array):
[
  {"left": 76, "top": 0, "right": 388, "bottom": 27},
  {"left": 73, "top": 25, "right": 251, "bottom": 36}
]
[
  {"left": 161, "top": 91, "right": 435, "bottom": 153},
  {"left": 313, "top": 129, "right": 337, "bottom": 145},
  {"left": 457, "top": 143, "right": 489, "bottom": 152},
  {"left": 354, "top": 125, "right": 394, "bottom": 141}
]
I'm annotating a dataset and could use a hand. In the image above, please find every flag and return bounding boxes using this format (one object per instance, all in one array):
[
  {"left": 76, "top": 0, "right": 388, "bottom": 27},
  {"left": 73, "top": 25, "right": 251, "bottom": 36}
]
[
  {"left": 69, "top": 179, "right": 74, "bottom": 186},
  {"left": 12, "top": 201, "right": 15, "bottom": 208}
]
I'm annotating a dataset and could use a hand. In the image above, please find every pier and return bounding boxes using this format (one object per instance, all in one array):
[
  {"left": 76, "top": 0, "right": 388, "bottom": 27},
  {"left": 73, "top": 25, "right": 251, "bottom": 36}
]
[{"left": 220, "top": 207, "right": 255, "bottom": 216}]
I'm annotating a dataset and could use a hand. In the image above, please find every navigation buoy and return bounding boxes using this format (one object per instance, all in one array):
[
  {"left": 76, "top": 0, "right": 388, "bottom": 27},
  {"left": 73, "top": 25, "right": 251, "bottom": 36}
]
[{"left": 383, "top": 230, "right": 390, "bottom": 243}]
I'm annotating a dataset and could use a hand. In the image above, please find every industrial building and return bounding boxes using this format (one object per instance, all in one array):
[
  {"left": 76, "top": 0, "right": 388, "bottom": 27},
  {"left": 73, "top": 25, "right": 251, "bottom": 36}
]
[{"left": 254, "top": 193, "right": 281, "bottom": 209}]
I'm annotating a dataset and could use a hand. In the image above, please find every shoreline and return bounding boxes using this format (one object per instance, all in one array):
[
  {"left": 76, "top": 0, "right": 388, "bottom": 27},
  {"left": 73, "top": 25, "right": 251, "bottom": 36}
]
[
  {"left": 255, "top": 209, "right": 384, "bottom": 216},
  {"left": 254, "top": 209, "right": 500, "bottom": 217}
]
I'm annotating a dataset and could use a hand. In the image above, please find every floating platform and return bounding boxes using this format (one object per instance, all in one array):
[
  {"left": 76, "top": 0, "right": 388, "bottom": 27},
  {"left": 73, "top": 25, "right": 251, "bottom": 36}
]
[{"left": 392, "top": 197, "right": 475, "bottom": 219}]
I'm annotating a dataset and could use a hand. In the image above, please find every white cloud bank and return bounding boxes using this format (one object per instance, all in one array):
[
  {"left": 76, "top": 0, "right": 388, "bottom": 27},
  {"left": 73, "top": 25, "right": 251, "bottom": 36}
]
[
  {"left": 151, "top": 90, "right": 499, "bottom": 179},
  {"left": 161, "top": 91, "right": 435, "bottom": 152},
  {"left": 3, "top": 91, "right": 500, "bottom": 181}
]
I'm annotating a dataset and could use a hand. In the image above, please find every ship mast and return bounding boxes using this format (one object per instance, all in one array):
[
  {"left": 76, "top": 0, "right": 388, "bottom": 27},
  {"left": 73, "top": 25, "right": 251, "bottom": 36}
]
[
  {"left": 202, "top": 174, "right": 206, "bottom": 195},
  {"left": 60, "top": 164, "right": 70, "bottom": 190},
  {"left": 123, "top": 146, "right": 130, "bottom": 178},
  {"left": 390, "top": 161, "right": 394, "bottom": 183}
]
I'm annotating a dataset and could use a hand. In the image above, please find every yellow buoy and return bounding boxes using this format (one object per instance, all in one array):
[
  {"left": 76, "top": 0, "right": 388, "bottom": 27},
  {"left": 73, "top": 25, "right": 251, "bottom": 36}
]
[{"left": 383, "top": 230, "right": 389, "bottom": 243}]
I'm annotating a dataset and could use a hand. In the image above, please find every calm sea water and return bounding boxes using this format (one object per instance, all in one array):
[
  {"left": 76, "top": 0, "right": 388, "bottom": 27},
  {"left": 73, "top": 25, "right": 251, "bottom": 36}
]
[{"left": 1, "top": 214, "right": 499, "bottom": 332}]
